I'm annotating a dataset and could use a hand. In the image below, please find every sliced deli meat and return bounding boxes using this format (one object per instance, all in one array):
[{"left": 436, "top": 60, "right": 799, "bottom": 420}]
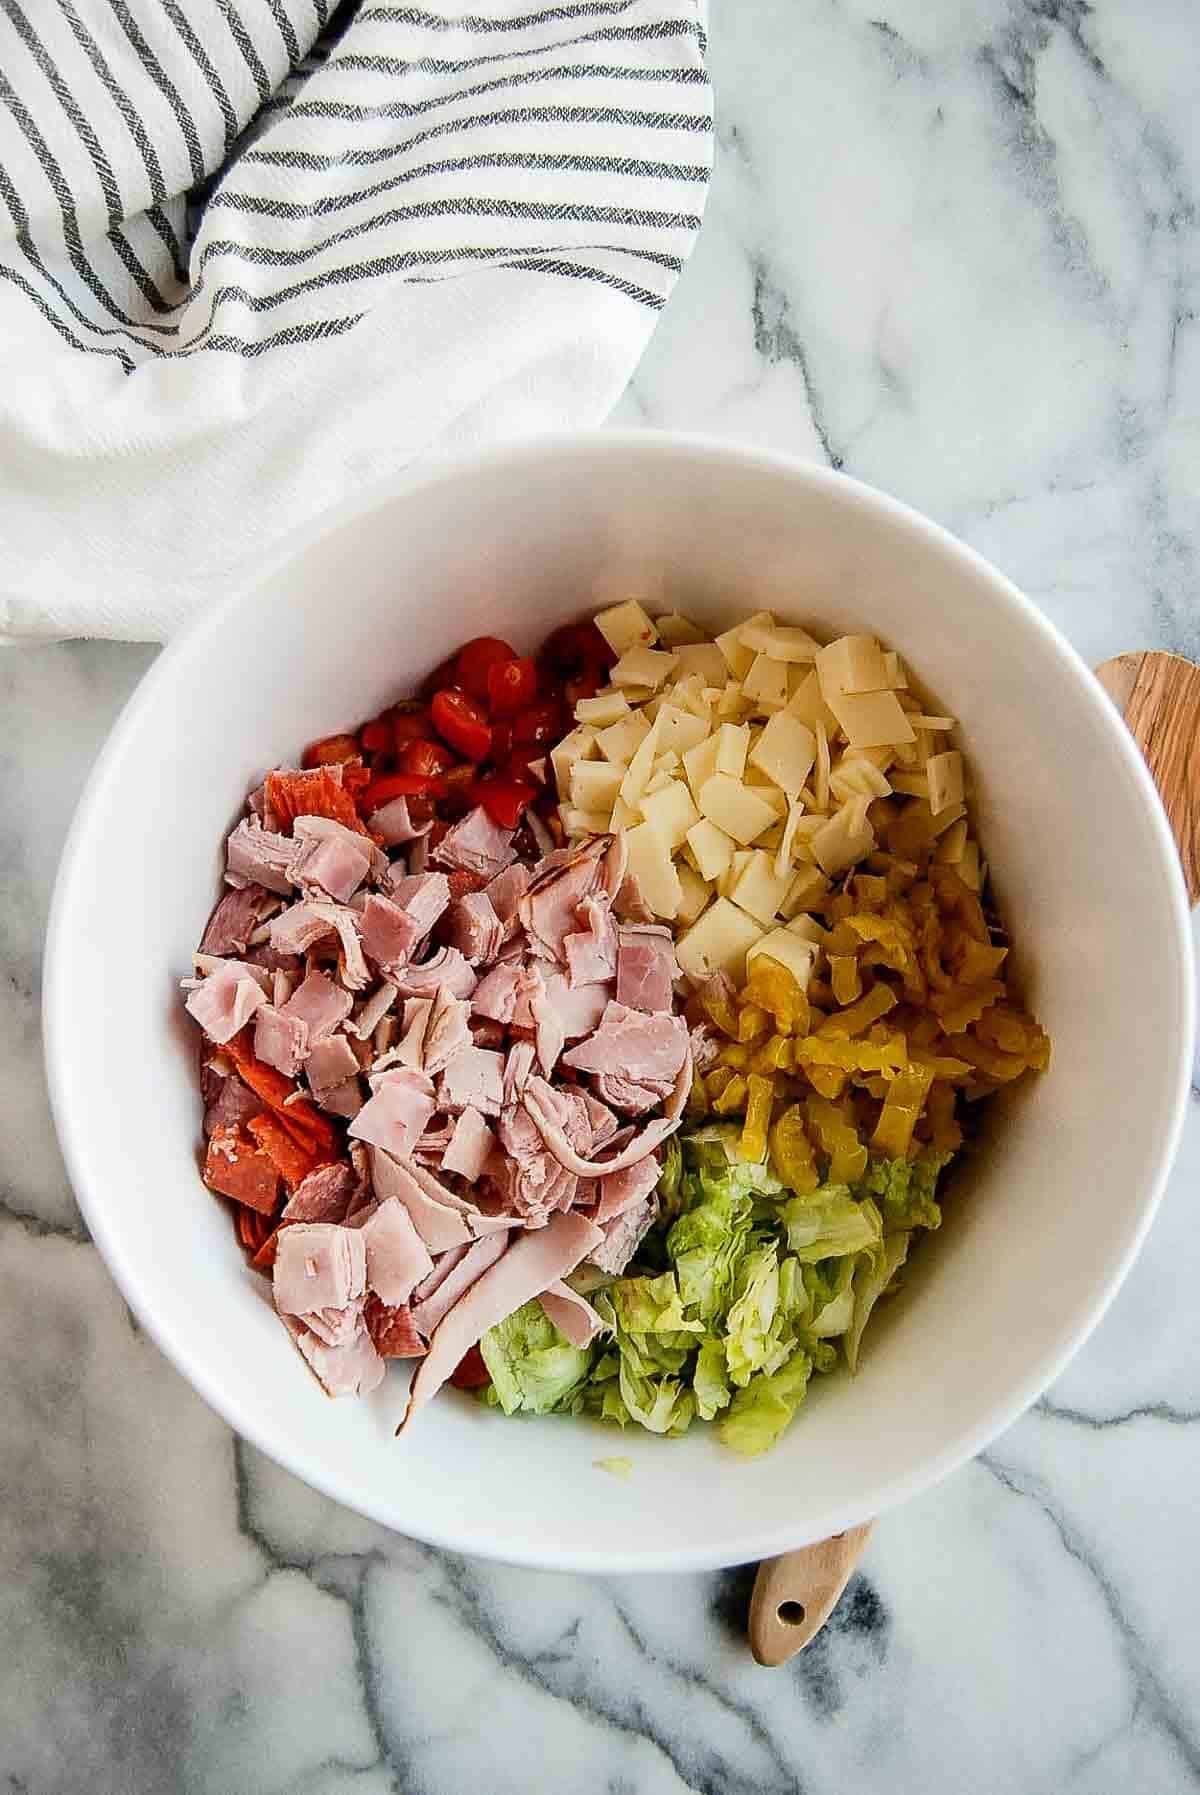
[
  {"left": 274, "top": 1222, "right": 366, "bottom": 1316},
  {"left": 226, "top": 818, "right": 295, "bottom": 895},
  {"left": 185, "top": 961, "right": 267, "bottom": 1044},
  {"left": 361, "top": 1198, "right": 435, "bottom": 1307},
  {"left": 280, "top": 1161, "right": 356, "bottom": 1224},
  {"left": 562, "top": 1002, "right": 689, "bottom": 1086},
  {"left": 397, "top": 1211, "right": 603, "bottom": 1430},
  {"left": 200, "top": 884, "right": 272, "bottom": 956},
  {"left": 615, "top": 924, "right": 677, "bottom": 1014},
  {"left": 432, "top": 806, "right": 516, "bottom": 879},
  {"left": 349, "top": 1068, "right": 436, "bottom": 1159},
  {"left": 369, "top": 1148, "right": 472, "bottom": 1252},
  {"left": 539, "top": 1280, "right": 605, "bottom": 1347},
  {"left": 409, "top": 1233, "right": 510, "bottom": 1337}
]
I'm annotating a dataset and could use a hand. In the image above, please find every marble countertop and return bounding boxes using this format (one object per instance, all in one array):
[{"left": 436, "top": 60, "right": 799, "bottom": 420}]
[{"left": 5, "top": 3, "right": 1200, "bottom": 1790}]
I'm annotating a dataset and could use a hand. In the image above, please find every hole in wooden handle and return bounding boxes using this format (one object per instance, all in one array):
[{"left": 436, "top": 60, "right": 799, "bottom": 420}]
[{"left": 777, "top": 1600, "right": 807, "bottom": 1626}]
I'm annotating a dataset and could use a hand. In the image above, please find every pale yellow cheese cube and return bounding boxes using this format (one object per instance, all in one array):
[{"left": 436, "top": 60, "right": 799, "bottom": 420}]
[
  {"left": 610, "top": 646, "right": 679, "bottom": 691},
  {"left": 716, "top": 612, "right": 771, "bottom": 679},
  {"left": 594, "top": 599, "right": 658, "bottom": 656},
  {"left": 738, "top": 621, "right": 822, "bottom": 662},
  {"left": 959, "top": 839, "right": 983, "bottom": 891},
  {"left": 686, "top": 817, "right": 736, "bottom": 883},
  {"left": 675, "top": 896, "right": 765, "bottom": 983},
  {"left": 654, "top": 702, "right": 710, "bottom": 757},
  {"left": 927, "top": 750, "right": 964, "bottom": 814},
  {"left": 674, "top": 642, "right": 729, "bottom": 686},
  {"left": 883, "top": 650, "right": 908, "bottom": 689},
  {"left": 574, "top": 688, "right": 630, "bottom": 728},
  {"left": 718, "top": 847, "right": 754, "bottom": 899},
  {"left": 715, "top": 721, "right": 750, "bottom": 779},
  {"left": 562, "top": 807, "right": 612, "bottom": 837},
  {"left": 624, "top": 820, "right": 682, "bottom": 920},
  {"left": 596, "top": 712, "right": 650, "bottom": 765},
  {"left": 697, "top": 774, "right": 778, "bottom": 845},
  {"left": 730, "top": 850, "right": 794, "bottom": 925},
  {"left": 570, "top": 760, "right": 622, "bottom": 812},
  {"left": 779, "top": 864, "right": 831, "bottom": 917},
  {"left": 935, "top": 817, "right": 969, "bottom": 865},
  {"left": 742, "top": 652, "right": 790, "bottom": 711},
  {"left": 825, "top": 687, "right": 915, "bottom": 750},
  {"left": 618, "top": 715, "right": 662, "bottom": 809},
  {"left": 551, "top": 725, "right": 599, "bottom": 799},
  {"left": 787, "top": 913, "right": 830, "bottom": 948},
  {"left": 640, "top": 777, "right": 700, "bottom": 849},
  {"left": 811, "top": 798, "right": 875, "bottom": 877},
  {"left": 815, "top": 634, "right": 890, "bottom": 700},
  {"left": 653, "top": 612, "right": 706, "bottom": 647},
  {"left": 786, "top": 668, "right": 841, "bottom": 736},
  {"left": 682, "top": 733, "right": 721, "bottom": 799},
  {"left": 748, "top": 711, "right": 816, "bottom": 798},
  {"left": 675, "top": 862, "right": 712, "bottom": 927},
  {"left": 610, "top": 795, "right": 640, "bottom": 831}
]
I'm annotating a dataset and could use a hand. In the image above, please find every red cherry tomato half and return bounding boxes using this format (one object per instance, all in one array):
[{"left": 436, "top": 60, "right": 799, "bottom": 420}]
[
  {"left": 455, "top": 636, "right": 518, "bottom": 701},
  {"left": 361, "top": 771, "right": 437, "bottom": 809},
  {"left": 398, "top": 738, "right": 456, "bottom": 780},
  {"left": 449, "top": 1344, "right": 491, "bottom": 1391},
  {"left": 302, "top": 732, "right": 360, "bottom": 769},
  {"left": 470, "top": 772, "right": 537, "bottom": 829},
  {"left": 486, "top": 654, "right": 537, "bottom": 719},
  {"left": 358, "top": 717, "right": 393, "bottom": 756},
  {"left": 433, "top": 761, "right": 479, "bottom": 816},
  {"left": 431, "top": 687, "right": 492, "bottom": 761},
  {"left": 392, "top": 706, "right": 434, "bottom": 746},
  {"left": 540, "top": 619, "right": 615, "bottom": 676},
  {"left": 512, "top": 699, "right": 564, "bottom": 749}
]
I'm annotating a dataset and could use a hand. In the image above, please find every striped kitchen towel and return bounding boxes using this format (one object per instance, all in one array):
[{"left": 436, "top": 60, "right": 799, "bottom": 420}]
[{"left": 0, "top": 0, "right": 712, "bottom": 643}]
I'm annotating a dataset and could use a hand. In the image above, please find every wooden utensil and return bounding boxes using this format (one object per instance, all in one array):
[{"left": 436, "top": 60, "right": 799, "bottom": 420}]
[{"left": 748, "top": 650, "right": 1199, "bottom": 1666}]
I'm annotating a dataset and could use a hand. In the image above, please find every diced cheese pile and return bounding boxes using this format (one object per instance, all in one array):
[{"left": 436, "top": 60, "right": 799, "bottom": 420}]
[{"left": 554, "top": 601, "right": 974, "bottom": 986}]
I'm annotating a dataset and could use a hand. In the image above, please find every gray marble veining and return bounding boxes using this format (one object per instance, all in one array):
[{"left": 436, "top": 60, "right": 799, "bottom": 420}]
[{"left": 4, "top": 3, "right": 1200, "bottom": 1790}]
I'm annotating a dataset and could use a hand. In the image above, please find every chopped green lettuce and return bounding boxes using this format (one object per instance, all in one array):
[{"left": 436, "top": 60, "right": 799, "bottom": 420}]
[
  {"left": 857, "top": 1150, "right": 951, "bottom": 1234},
  {"left": 718, "top": 1348, "right": 814, "bottom": 1457},
  {"left": 845, "top": 1231, "right": 911, "bottom": 1373},
  {"left": 479, "top": 1301, "right": 595, "bottom": 1415},
  {"left": 782, "top": 1186, "right": 882, "bottom": 1262}
]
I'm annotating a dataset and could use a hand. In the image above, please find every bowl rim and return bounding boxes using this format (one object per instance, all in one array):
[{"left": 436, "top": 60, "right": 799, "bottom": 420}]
[{"left": 43, "top": 429, "right": 1197, "bottom": 1573}]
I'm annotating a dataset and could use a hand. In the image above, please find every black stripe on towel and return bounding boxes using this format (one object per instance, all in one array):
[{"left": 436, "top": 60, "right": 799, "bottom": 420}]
[{"left": 106, "top": 0, "right": 207, "bottom": 189}]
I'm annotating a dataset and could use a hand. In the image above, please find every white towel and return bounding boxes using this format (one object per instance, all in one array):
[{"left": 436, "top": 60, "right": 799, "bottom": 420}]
[{"left": 0, "top": 0, "right": 711, "bottom": 643}]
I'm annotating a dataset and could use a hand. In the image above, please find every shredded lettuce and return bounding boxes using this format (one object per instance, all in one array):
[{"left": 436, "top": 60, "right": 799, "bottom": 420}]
[
  {"left": 480, "top": 1122, "right": 957, "bottom": 1454},
  {"left": 479, "top": 1301, "right": 595, "bottom": 1415}
]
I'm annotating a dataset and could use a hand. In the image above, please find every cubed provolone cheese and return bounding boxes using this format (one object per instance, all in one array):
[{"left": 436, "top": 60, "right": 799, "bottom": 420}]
[
  {"left": 747, "top": 929, "right": 819, "bottom": 989},
  {"left": 697, "top": 774, "right": 778, "bottom": 845},
  {"left": 551, "top": 725, "right": 599, "bottom": 798},
  {"left": 675, "top": 896, "right": 765, "bottom": 982},
  {"left": 742, "top": 652, "right": 789, "bottom": 711},
  {"left": 595, "top": 600, "right": 658, "bottom": 657},
  {"left": 574, "top": 688, "right": 631, "bottom": 728},
  {"left": 596, "top": 712, "right": 650, "bottom": 765},
  {"left": 715, "top": 721, "right": 750, "bottom": 779},
  {"left": 640, "top": 777, "right": 701, "bottom": 849},
  {"left": 570, "top": 760, "right": 623, "bottom": 813},
  {"left": 624, "top": 819, "right": 682, "bottom": 919},
  {"left": 748, "top": 711, "right": 816, "bottom": 798},
  {"left": 686, "top": 817, "right": 736, "bottom": 883},
  {"left": 654, "top": 612, "right": 706, "bottom": 647},
  {"left": 675, "top": 862, "right": 712, "bottom": 926},
  {"left": 730, "top": 850, "right": 794, "bottom": 925},
  {"left": 610, "top": 646, "right": 679, "bottom": 692},
  {"left": 825, "top": 686, "right": 916, "bottom": 750},
  {"left": 815, "top": 634, "right": 890, "bottom": 700},
  {"left": 811, "top": 799, "right": 875, "bottom": 877},
  {"left": 926, "top": 749, "right": 964, "bottom": 815},
  {"left": 738, "top": 621, "right": 822, "bottom": 662},
  {"left": 655, "top": 702, "right": 711, "bottom": 756},
  {"left": 673, "top": 642, "right": 729, "bottom": 686}
]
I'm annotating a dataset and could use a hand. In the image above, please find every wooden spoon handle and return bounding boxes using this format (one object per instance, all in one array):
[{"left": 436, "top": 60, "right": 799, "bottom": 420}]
[
  {"left": 748, "top": 1524, "right": 873, "bottom": 1665},
  {"left": 1095, "top": 651, "right": 1200, "bottom": 904},
  {"left": 748, "top": 650, "right": 1199, "bottom": 1667}
]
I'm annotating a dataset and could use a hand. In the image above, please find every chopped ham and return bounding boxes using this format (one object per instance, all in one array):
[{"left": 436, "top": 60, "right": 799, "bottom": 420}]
[
  {"left": 582, "top": 1092, "right": 619, "bottom": 1146},
  {"left": 253, "top": 1004, "right": 309, "bottom": 1078},
  {"left": 347, "top": 979, "right": 399, "bottom": 1040},
  {"left": 226, "top": 818, "right": 295, "bottom": 895},
  {"left": 423, "top": 988, "right": 472, "bottom": 1076},
  {"left": 615, "top": 924, "right": 677, "bottom": 1014},
  {"left": 396, "top": 997, "right": 432, "bottom": 1070},
  {"left": 286, "top": 1313, "right": 386, "bottom": 1398},
  {"left": 520, "top": 845, "right": 605, "bottom": 963},
  {"left": 349, "top": 1068, "right": 436, "bottom": 1158},
  {"left": 470, "top": 1018, "right": 506, "bottom": 1050},
  {"left": 602, "top": 830, "right": 629, "bottom": 903},
  {"left": 289, "top": 823, "right": 372, "bottom": 904},
  {"left": 364, "top": 1294, "right": 427, "bottom": 1359},
  {"left": 539, "top": 1280, "right": 605, "bottom": 1347},
  {"left": 494, "top": 1105, "right": 564, "bottom": 1228},
  {"left": 274, "top": 1223, "right": 366, "bottom": 1316},
  {"left": 471, "top": 961, "right": 520, "bottom": 1024},
  {"left": 282, "top": 969, "right": 353, "bottom": 1043},
  {"left": 439, "top": 1044, "right": 505, "bottom": 1116},
  {"left": 201, "top": 884, "right": 271, "bottom": 956},
  {"left": 540, "top": 970, "right": 609, "bottom": 1041},
  {"left": 432, "top": 805, "right": 516, "bottom": 879},
  {"left": 596, "top": 1152, "right": 661, "bottom": 1223},
  {"left": 442, "top": 1107, "right": 497, "bottom": 1182},
  {"left": 593, "top": 1072, "right": 675, "bottom": 1115},
  {"left": 269, "top": 901, "right": 338, "bottom": 956},
  {"left": 410, "top": 1233, "right": 510, "bottom": 1337},
  {"left": 502, "top": 1039, "right": 536, "bottom": 1106},
  {"left": 484, "top": 863, "right": 530, "bottom": 938},
  {"left": 186, "top": 960, "right": 267, "bottom": 1044},
  {"left": 443, "top": 890, "right": 503, "bottom": 964},
  {"left": 369, "top": 1147, "right": 472, "bottom": 1251},
  {"left": 613, "top": 869, "right": 654, "bottom": 923},
  {"left": 369, "top": 793, "right": 432, "bottom": 846},
  {"left": 393, "top": 946, "right": 478, "bottom": 1001},
  {"left": 361, "top": 1197, "right": 434, "bottom": 1306},
  {"left": 281, "top": 1162, "right": 356, "bottom": 1224},
  {"left": 564, "top": 893, "right": 618, "bottom": 988},
  {"left": 563, "top": 1002, "right": 689, "bottom": 1085},
  {"left": 589, "top": 1196, "right": 659, "bottom": 1276},
  {"left": 300, "top": 1300, "right": 366, "bottom": 1350},
  {"left": 411, "top": 1244, "right": 470, "bottom": 1307},
  {"left": 398, "top": 1211, "right": 603, "bottom": 1431},
  {"left": 530, "top": 971, "right": 565, "bottom": 1078},
  {"left": 272, "top": 968, "right": 297, "bottom": 1009},
  {"left": 389, "top": 871, "right": 452, "bottom": 940},
  {"left": 316, "top": 1078, "right": 365, "bottom": 1119},
  {"left": 358, "top": 893, "right": 422, "bottom": 976},
  {"left": 306, "top": 1033, "right": 359, "bottom": 1095},
  {"left": 521, "top": 1054, "right": 689, "bottom": 1179}
]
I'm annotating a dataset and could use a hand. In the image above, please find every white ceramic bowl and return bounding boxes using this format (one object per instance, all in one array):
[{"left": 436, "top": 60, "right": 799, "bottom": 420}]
[{"left": 45, "top": 433, "right": 1194, "bottom": 1573}]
